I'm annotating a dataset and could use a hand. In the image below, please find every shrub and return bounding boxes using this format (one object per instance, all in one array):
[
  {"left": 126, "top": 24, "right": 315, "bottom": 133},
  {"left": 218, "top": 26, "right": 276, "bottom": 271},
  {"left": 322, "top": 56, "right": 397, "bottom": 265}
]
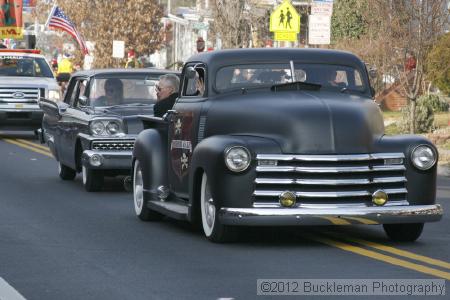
[
  {"left": 420, "top": 94, "right": 449, "bottom": 112},
  {"left": 400, "top": 97, "right": 435, "bottom": 133}
]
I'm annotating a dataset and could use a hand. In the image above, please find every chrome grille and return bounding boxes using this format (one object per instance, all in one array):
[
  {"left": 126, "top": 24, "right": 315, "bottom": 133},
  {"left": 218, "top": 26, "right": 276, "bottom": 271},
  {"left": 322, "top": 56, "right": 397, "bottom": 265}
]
[
  {"left": 92, "top": 140, "right": 135, "bottom": 151},
  {"left": 0, "top": 87, "right": 40, "bottom": 103},
  {"left": 254, "top": 153, "right": 407, "bottom": 208}
]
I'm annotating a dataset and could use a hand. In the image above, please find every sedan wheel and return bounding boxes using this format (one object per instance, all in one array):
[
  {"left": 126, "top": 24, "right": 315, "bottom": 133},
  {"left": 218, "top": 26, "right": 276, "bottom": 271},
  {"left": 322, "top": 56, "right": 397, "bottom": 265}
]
[
  {"left": 200, "top": 172, "right": 236, "bottom": 243},
  {"left": 58, "top": 162, "right": 76, "bottom": 180},
  {"left": 383, "top": 223, "right": 424, "bottom": 242},
  {"left": 133, "top": 160, "right": 162, "bottom": 221},
  {"left": 82, "top": 165, "right": 104, "bottom": 192}
]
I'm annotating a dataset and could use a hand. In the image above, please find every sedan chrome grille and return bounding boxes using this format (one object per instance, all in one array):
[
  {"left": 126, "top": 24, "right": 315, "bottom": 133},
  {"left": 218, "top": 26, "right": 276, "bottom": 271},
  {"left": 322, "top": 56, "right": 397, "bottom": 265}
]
[
  {"left": 92, "top": 140, "right": 135, "bottom": 151},
  {"left": 254, "top": 153, "right": 408, "bottom": 208},
  {"left": 0, "top": 87, "right": 40, "bottom": 103}
]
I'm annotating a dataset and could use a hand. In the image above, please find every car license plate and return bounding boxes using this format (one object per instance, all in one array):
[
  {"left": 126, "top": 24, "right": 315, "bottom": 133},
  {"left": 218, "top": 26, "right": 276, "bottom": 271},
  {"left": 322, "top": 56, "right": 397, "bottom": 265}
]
[{"left": 15, "top": 104, "right": 24, "bottom": 108}]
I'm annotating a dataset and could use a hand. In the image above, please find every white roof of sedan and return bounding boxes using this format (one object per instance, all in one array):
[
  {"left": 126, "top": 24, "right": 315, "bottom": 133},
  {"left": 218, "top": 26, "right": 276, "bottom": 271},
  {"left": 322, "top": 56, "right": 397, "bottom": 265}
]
[{"left": 0, "top": 49, "right": 46, "bottom": 59}]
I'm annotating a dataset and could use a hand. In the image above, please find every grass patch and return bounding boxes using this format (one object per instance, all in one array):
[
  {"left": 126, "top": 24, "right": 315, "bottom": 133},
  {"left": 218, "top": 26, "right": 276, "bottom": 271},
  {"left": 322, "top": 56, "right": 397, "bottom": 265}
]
[
  {"left": 434, "top": 112, "right": 449, "bottom": 129},
  {"left": 382, "top": 111, "right": 402, "bottom": 118},
  {"left": 384, "top": 123, "right": 402, "bottom": 135}
]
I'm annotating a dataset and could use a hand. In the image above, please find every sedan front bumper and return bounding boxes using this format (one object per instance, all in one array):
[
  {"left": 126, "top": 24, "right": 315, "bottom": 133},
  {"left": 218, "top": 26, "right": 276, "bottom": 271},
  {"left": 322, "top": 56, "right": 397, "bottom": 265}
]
[
  {"left": 218, "top": 204, "right": 443, "bottom": 226},
  {"left": 82, "top": 150, "right": 132, "bottom": 170}
]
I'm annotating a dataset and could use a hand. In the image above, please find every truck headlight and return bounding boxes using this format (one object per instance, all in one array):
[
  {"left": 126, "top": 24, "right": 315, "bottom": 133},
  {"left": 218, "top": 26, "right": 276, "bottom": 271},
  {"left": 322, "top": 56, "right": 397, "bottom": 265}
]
[
  {"left": 411, "top": 145, "right": 436, "bottom": 170},
  {"left": 224, "top": 146, "right": 251, "bottom": 172},
  {"left": 48, "top": 89, "right": 61, "bottom": 101}
]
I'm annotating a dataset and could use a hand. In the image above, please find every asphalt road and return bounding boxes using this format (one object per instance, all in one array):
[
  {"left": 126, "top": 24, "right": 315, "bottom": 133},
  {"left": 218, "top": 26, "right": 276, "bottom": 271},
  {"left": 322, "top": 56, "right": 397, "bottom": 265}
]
[{"left": 0, "top": 133, "right": 449, "bottom": 300}]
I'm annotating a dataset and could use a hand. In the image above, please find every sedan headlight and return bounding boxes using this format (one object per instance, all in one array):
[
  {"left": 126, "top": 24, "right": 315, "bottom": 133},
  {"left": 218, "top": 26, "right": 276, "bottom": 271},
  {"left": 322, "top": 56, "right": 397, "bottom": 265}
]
[
  {"left": 90, "top": 120, "right": 123, "bottom": 136},
  {"left": 106, "top": 121, "right": 121, "bottom": 135},
  {"left": 224, "top": 146, "right": 251, "bottom": 172},
  {"left": 411, "top": 145, "right": 437, "bottom": 170},
  {"left": 48, "top": 89, "right": 61, "bottom": 101}
]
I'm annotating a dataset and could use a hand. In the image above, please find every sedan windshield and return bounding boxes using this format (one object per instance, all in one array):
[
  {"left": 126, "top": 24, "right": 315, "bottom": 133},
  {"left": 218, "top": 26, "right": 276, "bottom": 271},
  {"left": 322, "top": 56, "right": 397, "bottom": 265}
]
[
  {"left": 215, "top": 63, "right": 367, "bottom": 93},
  {"left": 0, "top": 56, "right": 53, "bottom": 78},
  {"left": 89, "top": 74, "right": 160, "bottom": 107}
]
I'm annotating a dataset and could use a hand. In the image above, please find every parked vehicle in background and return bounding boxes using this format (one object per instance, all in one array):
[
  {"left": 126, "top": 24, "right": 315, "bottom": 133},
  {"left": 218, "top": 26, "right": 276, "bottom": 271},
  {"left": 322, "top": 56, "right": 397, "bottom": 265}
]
[
  {"left": 0, "top": 49, "right": 60, "bottom": 132},
  {"left": 132, "top": 48, "right": 443, "bottom": 243},
  {"left": 39, "top": 68, "right": 180, "bottom": 192}
]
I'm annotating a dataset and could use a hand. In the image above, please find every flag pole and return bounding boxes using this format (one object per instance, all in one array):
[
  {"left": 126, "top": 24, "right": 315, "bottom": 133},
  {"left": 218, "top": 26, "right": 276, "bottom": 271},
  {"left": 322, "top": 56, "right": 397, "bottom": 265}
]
[{"left": 45, "top": 4, "right": 57, "bottom": 30}]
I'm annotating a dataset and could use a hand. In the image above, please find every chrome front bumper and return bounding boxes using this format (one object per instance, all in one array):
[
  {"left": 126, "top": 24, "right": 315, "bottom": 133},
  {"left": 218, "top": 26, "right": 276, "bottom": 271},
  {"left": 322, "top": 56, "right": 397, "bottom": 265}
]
[
  {"left": 218, "top": 204, "right": 443, "bottom": 226},
  {"left": 82, "top": 150, "right": 132, "bottom": 170}
]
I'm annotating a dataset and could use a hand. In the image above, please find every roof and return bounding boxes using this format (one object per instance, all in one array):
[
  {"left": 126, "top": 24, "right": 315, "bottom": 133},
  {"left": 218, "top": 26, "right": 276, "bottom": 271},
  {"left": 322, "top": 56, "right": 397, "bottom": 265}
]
[
  {"left": 72, "top": 68, "right": 180, "bottom": 77},
  {"left": 0, "top": 51, "right": 46, "bottom": 59},
  {"left": 187, "top": 48, "right": 366, "bottom": 70}
]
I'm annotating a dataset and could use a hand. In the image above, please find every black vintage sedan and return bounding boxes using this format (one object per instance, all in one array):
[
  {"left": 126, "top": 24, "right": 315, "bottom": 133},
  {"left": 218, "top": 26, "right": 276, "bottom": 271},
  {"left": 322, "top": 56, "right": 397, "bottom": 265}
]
[
  {"left": 39, "top": 68, "right": 179, "bottom": 192},
  {"left": 132, "top": 49, "right": 443, "bottom": 243}
]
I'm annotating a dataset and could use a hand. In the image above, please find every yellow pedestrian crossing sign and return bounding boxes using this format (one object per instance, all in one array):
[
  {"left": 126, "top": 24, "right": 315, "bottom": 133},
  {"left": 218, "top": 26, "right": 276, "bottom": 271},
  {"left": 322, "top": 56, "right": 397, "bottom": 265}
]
[{"left": 270, "top": 0, "right": 300, "bottom": 41}]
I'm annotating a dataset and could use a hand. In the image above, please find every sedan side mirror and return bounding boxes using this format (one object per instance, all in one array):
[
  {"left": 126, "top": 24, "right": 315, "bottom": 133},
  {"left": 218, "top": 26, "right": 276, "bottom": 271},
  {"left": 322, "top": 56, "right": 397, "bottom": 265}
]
[{"left": 78, "top": 96, "right": 88, "bottom": 106}]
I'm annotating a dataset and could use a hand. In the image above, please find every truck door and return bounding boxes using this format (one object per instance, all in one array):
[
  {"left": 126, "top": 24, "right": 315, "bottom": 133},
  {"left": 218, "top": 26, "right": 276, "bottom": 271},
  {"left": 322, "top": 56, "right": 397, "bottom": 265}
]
[{"left": 167, "top": 65, "right": 207, "bottom": 200}]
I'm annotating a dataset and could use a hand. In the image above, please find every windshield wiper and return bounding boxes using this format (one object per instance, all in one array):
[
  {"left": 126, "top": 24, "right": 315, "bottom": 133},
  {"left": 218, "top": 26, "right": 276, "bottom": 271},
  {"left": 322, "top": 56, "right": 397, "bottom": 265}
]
[{"left": 271, "top": 81, "right": 322, "bottom": 92}]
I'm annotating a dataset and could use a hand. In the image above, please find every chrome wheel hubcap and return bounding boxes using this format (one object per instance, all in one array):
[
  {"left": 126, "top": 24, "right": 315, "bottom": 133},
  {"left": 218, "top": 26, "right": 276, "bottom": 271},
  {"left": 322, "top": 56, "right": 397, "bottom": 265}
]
[{"left": 134, "top": 161, "right": 144, "bottom": 215}]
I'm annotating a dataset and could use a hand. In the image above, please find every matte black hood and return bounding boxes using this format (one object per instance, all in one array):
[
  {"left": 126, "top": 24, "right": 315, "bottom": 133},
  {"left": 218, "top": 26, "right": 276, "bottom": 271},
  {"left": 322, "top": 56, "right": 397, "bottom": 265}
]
[{"left": 205, "top": 90, "right": 384, "bottom": 154}]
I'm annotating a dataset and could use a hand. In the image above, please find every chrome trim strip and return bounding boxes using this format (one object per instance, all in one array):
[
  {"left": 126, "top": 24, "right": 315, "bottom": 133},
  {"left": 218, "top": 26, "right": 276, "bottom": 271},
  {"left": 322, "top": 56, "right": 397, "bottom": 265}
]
[
  {"left": 252, "top": 200, "right": 409, "bottom": 208},
  {"left": 256, "top": 165, "right": 406, "bottom": 173},
  {"left": 256, "top": 153, "right": 405, "bottom": 162},
  {"left": 255, "top": 176, "right": 407, "bottom": 185},
  {"left": 218, "top": 204, "right": 443, "bottom": 226},
  {"left": 253, "top": 188, "right": 407, "bottom": 198}
]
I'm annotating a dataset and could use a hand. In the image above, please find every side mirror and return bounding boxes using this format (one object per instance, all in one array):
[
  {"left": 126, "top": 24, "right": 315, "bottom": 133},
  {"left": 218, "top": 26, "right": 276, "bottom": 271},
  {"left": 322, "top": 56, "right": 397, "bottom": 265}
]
[
  {"left": 78, "top": 96, "right": 88, "bottom": 106},
  {"left": 185, "top": 66, "right": 197, "bottom": 79}
]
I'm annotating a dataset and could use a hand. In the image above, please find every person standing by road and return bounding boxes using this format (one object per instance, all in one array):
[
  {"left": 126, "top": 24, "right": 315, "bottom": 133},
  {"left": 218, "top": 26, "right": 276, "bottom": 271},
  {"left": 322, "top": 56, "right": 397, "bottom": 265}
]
[
  {"left": 125, "top": 49, "right": 141, "bottom": 68},
  {"left": 153, "top": 74, "right": 180, "bottom": 118},
  {"left": 56, "top": 53, "right": 73, "bottom": 93}
]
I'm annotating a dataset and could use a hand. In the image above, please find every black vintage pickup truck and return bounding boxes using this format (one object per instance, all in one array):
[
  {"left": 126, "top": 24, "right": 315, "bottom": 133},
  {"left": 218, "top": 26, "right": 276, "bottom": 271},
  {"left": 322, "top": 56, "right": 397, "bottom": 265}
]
[{"left": 132, "top": 48, "right": 443, "bottom": 243}]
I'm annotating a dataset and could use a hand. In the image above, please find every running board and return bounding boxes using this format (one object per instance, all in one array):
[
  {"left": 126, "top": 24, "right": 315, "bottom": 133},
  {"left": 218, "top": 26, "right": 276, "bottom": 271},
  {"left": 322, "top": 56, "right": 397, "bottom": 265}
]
[{"left": 147, "top": 200, "right": 189, "bottom": 221}]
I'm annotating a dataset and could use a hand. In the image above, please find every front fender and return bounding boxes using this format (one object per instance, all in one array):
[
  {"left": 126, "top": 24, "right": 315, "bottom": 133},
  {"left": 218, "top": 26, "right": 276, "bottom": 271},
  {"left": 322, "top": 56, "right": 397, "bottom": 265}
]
[
  {"left": 188, "top": 135, "right": 281, "bottom": 221},
  {"left": 133, "top": 128, "right": 168, "bottom": 200},
  {"left": 374, "top": 134, "right": 437, "bottom": 205}
]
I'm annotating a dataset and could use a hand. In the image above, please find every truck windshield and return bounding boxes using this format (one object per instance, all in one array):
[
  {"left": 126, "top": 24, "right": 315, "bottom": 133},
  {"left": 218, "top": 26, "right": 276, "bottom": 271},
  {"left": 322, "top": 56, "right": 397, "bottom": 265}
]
[
  {"left": 89, "top": 74, "right": 160, "bottom": 107},
  {"left": 215, "top": 63, "right": 367, "bottom": 93},
  {"left": 0, "top": 56, "right": 53, "bottom": 78}
]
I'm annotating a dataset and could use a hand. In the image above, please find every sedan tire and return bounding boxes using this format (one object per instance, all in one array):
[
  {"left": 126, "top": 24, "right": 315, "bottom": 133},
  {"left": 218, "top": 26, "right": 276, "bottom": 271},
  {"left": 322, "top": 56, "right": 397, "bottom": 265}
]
[
  {"left": 82, "top": 165, "right": 104, "bottom": 192},
  {"left": 383, "top": 223, "right": 424, "bottom": 242}
]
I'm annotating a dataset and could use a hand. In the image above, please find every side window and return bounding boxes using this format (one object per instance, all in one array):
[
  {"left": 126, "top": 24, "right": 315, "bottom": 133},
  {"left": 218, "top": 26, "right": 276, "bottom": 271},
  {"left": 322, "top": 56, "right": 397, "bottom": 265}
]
[
  {"left": 75, "top": 79, "right": 89, "bottom": 107},
  {"left": 183, "top": 66, "right": 206, "bottom": 97},
  {"left": 64, "top": 79, "right": 78, "bottom": 105},
  {"left": 69, "top": 81, "right": 80, "bottom": 106}
]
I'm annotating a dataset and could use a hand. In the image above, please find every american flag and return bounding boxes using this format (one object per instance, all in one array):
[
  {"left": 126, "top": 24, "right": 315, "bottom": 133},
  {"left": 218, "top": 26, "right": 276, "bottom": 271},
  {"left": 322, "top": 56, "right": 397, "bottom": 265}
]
[{"left": 46, "top": 6, "right": 89, "bottom": 55}]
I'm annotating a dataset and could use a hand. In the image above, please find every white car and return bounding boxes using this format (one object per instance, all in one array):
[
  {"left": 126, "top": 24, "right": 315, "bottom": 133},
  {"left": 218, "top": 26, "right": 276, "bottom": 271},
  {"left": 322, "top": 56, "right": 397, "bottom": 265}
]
[{"left": 0, "top": 49, "right": 60, "bottom": 132}]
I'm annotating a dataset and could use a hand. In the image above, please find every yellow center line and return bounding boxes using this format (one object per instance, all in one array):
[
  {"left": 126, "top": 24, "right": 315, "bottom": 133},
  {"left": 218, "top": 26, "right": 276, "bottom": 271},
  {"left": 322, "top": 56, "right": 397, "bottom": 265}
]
[
  {"left": 3, "top": 138, "right": 53, "bottom": 158},
  {"left": 341, "top": 217, "right": 379, "bottom": 225},
  {"left": 302, "top": 233, "right": 450, "bottom": 281},
  {"left": 320, "top": 216, "right": 352, "bottom": 225},
  {"left": 16, "top": 139, "right": 50, "bottom": 152},
  {"left": 328, "top": 233, "right": 450, "bottom": 271}
]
